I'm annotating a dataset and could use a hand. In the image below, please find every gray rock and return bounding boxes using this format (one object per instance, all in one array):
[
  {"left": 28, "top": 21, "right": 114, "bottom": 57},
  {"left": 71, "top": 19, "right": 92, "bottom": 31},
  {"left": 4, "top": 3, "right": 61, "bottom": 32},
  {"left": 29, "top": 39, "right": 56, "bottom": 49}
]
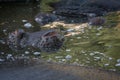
[
  {"left": 89, "top": 17, "right": 105, "bottom": 26},
  {"left": 35, "top": 13, "right": 58, "bottom": 25},
  {"left": 53, "top": 0, "right": 120, "bottom": 17},
  {"left": 65, "top": 55, "right": 72, "bottom": 60}
]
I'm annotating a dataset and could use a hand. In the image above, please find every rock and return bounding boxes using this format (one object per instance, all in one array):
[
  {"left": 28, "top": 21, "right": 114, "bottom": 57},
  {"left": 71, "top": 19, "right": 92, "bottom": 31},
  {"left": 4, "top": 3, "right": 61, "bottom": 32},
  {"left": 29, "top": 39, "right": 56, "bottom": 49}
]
[
  {"left": 25, "top": 51, "right": 30, "bottom": 54},
  {"left": 96, "top": 33, "right": 101, "bottom": 36},
  {"left": 55, "top": 56, "right": 63, "bottom": 59},
  {"left": 22, "top": 20, "right": 27, "bottom": 23},
  {"left": 87, "top": 13, "right": 96, "bottom": 18},
  {"left": 0, "top": 52, "right": 4, "bottom": 54},
  {"left": 109, "top": 57, "right": 112, "bottom": 60},
  {"left": 94, "top": 57, "right": 101, "bottom": 60},
  {"left": 6, "top": 54, "right": 12, "bottom": 59},
  {"left": 3, "top": 29, "right": 7, "bottom": 32},
  {"left": 67, "top": 29, "right": 74, "bottom": 32},
  {"left": 115, "top": 63, "right": 120, "bottom": 67},
  {"left": 117, "top": 59, "right": 120, "bottom": 63},
  {"left": 0, "top": 58, "right": 5, "bottom": 62},
  {"left": 61, "top": 59, "right": 66, "bottom": 62},
  {"left": 47, "top": 58, "right": 52, "bottom": 62},
  {"left": 97, "top": 26, "right": 103, "bottom": 30},
  {"left": 66, "top": 49, "right": 71, "bottom": 52},
  {"left": 6, "top": 54, "right": 15, "bottom": 61},
  {"left": 24, "top": 23, "right": 32, "bottom": 28},
  {"left": 35, "top": 13, "right": 58, "bottom": 25},
  {"left": 33, "top": 52, "right": 41, "bottom": 56},
  {"left": 104, "top": 64, "right": 109, "bottom": 66},
  {"left": 90, "top": 53, "right": 95, "bottom": 56},
  {"left": 77, "top": 37, "right": 81, "bottom": 39},
  {"left": 89, "top": 17, "right": 105, "bottom": 26},
  {"left": 65, "top": 55, "right": 72, "bottom": 60},
  {"left": 53, "top": 0, "right": 120, "bottom": 17},
  {"left": 0, "top": 40, "right": 5, "bottom": 44},
  {"left": 94, "top": 51, "right": 100, "bottom": 54}
]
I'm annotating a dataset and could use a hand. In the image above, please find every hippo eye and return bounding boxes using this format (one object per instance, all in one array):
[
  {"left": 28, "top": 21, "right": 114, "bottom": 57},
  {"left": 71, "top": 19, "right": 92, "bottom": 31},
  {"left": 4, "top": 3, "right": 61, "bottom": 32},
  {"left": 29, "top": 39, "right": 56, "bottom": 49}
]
[{"left": 19, "top": 33, "right": 25, "bottom": 39}]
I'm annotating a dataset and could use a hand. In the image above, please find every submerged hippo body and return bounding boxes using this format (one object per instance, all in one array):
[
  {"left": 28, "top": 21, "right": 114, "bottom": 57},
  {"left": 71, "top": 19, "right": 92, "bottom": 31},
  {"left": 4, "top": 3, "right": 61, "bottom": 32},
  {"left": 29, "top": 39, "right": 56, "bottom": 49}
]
[{"left": 7, "top": 29, "right": 64, "bottom": 52}]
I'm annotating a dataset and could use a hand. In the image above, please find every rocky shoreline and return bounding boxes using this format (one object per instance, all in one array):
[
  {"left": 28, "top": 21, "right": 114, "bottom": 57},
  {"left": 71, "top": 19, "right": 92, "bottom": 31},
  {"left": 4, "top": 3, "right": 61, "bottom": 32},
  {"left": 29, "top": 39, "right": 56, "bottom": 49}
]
[{"left": 51, "top": 0, "right": 120, "bottom": 17}]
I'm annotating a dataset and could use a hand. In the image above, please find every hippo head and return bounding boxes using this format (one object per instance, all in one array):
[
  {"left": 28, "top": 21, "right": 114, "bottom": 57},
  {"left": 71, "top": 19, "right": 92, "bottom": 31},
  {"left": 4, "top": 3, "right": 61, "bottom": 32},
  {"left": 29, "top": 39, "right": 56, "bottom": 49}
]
[
  {"left": 7, "top": 29, "right": 27, "bottom": 50},
  {"left": 7, "top": 29, "right": 64, "bottom": 52}
]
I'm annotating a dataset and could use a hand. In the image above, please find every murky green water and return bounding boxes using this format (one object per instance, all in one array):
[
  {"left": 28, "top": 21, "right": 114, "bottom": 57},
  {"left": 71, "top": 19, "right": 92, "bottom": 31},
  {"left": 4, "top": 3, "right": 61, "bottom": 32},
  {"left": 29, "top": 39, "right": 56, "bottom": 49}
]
[
  {"left": 0, "top": 3, "right": 42, "bottom": 59},
  {"left": 0, "top": 2, "right": 120, "bottom": 72}
]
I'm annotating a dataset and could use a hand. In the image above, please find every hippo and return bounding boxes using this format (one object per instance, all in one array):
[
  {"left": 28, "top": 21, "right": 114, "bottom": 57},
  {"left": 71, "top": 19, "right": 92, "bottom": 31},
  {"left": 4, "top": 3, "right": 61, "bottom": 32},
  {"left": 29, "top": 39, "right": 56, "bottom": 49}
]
[{"left": 7, "top": 29, "right": 64, "bottom": 52}]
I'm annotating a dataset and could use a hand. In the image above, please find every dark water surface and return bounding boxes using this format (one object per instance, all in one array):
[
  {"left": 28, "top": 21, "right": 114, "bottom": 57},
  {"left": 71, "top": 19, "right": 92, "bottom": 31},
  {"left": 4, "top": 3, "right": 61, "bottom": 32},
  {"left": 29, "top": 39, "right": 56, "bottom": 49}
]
[
  {"left": 0, "top": 3, "right": 42, "bottom": 58},
  {"left": 0, "top": 2, "right": 120, "bottom": 72}
]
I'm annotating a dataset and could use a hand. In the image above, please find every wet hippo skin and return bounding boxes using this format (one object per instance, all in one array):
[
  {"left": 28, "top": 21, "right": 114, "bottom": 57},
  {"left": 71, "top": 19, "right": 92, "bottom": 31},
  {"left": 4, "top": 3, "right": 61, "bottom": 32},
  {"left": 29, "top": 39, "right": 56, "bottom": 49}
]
[{"left": 7, "top": 29, "right": 64, "bottom": 52}]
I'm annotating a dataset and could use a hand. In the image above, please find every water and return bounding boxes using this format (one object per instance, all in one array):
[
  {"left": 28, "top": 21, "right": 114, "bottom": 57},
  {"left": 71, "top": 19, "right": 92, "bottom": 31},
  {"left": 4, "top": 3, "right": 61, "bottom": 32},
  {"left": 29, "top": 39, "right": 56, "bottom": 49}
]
[
  {"left": 0, "top": 2, "right": 120, "bottom": 72},
  {"left": 0, "top": 3, "right": 41, "bottom": 58}
]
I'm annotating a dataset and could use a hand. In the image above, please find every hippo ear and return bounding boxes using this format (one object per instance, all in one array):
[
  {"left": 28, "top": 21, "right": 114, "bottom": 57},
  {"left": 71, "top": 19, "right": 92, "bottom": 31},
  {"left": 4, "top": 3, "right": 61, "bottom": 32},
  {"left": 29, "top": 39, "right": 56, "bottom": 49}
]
[
  {"left": 7, "top": 29, "right": 25, "bottom": 50},
  {"left": 16, "top": 29, "right": 25, "bottom": 39}
]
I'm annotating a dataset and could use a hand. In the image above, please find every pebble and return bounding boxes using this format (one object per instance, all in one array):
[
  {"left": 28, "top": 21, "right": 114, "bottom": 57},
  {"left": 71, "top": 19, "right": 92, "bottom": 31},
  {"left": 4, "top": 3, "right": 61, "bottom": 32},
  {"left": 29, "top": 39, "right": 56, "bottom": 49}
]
[
  {"left": 6, "top": 54, "right": 15, "bottom": 61},
  {"left": 94, "top": 51, "right": 100, "bottom": 54},
  {"left": 65, "top": 55, "right": 72, "bottom": 60},
  {"left": 35, "top": 18, "right": 42, "bottom": 22},
  {"left": 77, "top": 37, "right": 81, "bottom": 39},
  {"left": 90, "top": 53, "right": 95, "bottom": 56},
  {"left": 96, "top": 33, "right": 101, "bottom": 36},
  {"left": 66, "top": 49, "right": 71, "bottom": 52},
  {"left": 104, "top": 64, "right": 109, "bottom": 66},
  {"left": 0, "top": 52, "right": 4, "bottom": 54},
  {"left": 94, "top": 57, "right": 101, "bottom": 60},
  {"left": 55, "top": 56, "right": 63, "bottom": 59},
  {"left": 25, "top": 51, "right": 30, "bottom": 54},
  {"left": 47, "top": 58, "right": 52, "bottom": 62},
  {"left": 61, "top": 59, "right": 66, "bottom": 62},
  {"left": 24, "top": 23, "right": 32, "bottom": 28},
  {"left": 0, "top": 40, "right": 5, "bottom": 44},
  {"left": 81, "top": 50, "right": 85, "bottom": 53},
  {"left": 67, "top": 29, "right": 74, "bottom": 32},
  {"left": 3, "top": 29, "right": 7, "bottom": 32},
  {"left": 97, "top": 26, "right": 103, "bottom": 30},
  {"left": 109, "top": 57, "right": 112, "bottom": 60},
  {"left": 75, "top": 59, "right": 79, "bottom": 61},
  {"left": 115, "top": 63, "right": 120, "bottom": 67},
  {"left": 72, "top": 62, "right": 79, "bottom": 65},
  {"left": 0, "top": 58, "right": 5, "bottom": 62},
  {"left": 99, "top": 53, "right": 104, "bottom": 55},
  {"left": 33, "top": 52, "right": 41, "bottom": 56},
  {"left": 6, "top": 54, "right": 12, "bottom": 59},
  {"left": 117, "top": 59, "right": 120, "bottom": 63},
  {"left": 22, "top": 20, "right": 27, "bottom": 23}
]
